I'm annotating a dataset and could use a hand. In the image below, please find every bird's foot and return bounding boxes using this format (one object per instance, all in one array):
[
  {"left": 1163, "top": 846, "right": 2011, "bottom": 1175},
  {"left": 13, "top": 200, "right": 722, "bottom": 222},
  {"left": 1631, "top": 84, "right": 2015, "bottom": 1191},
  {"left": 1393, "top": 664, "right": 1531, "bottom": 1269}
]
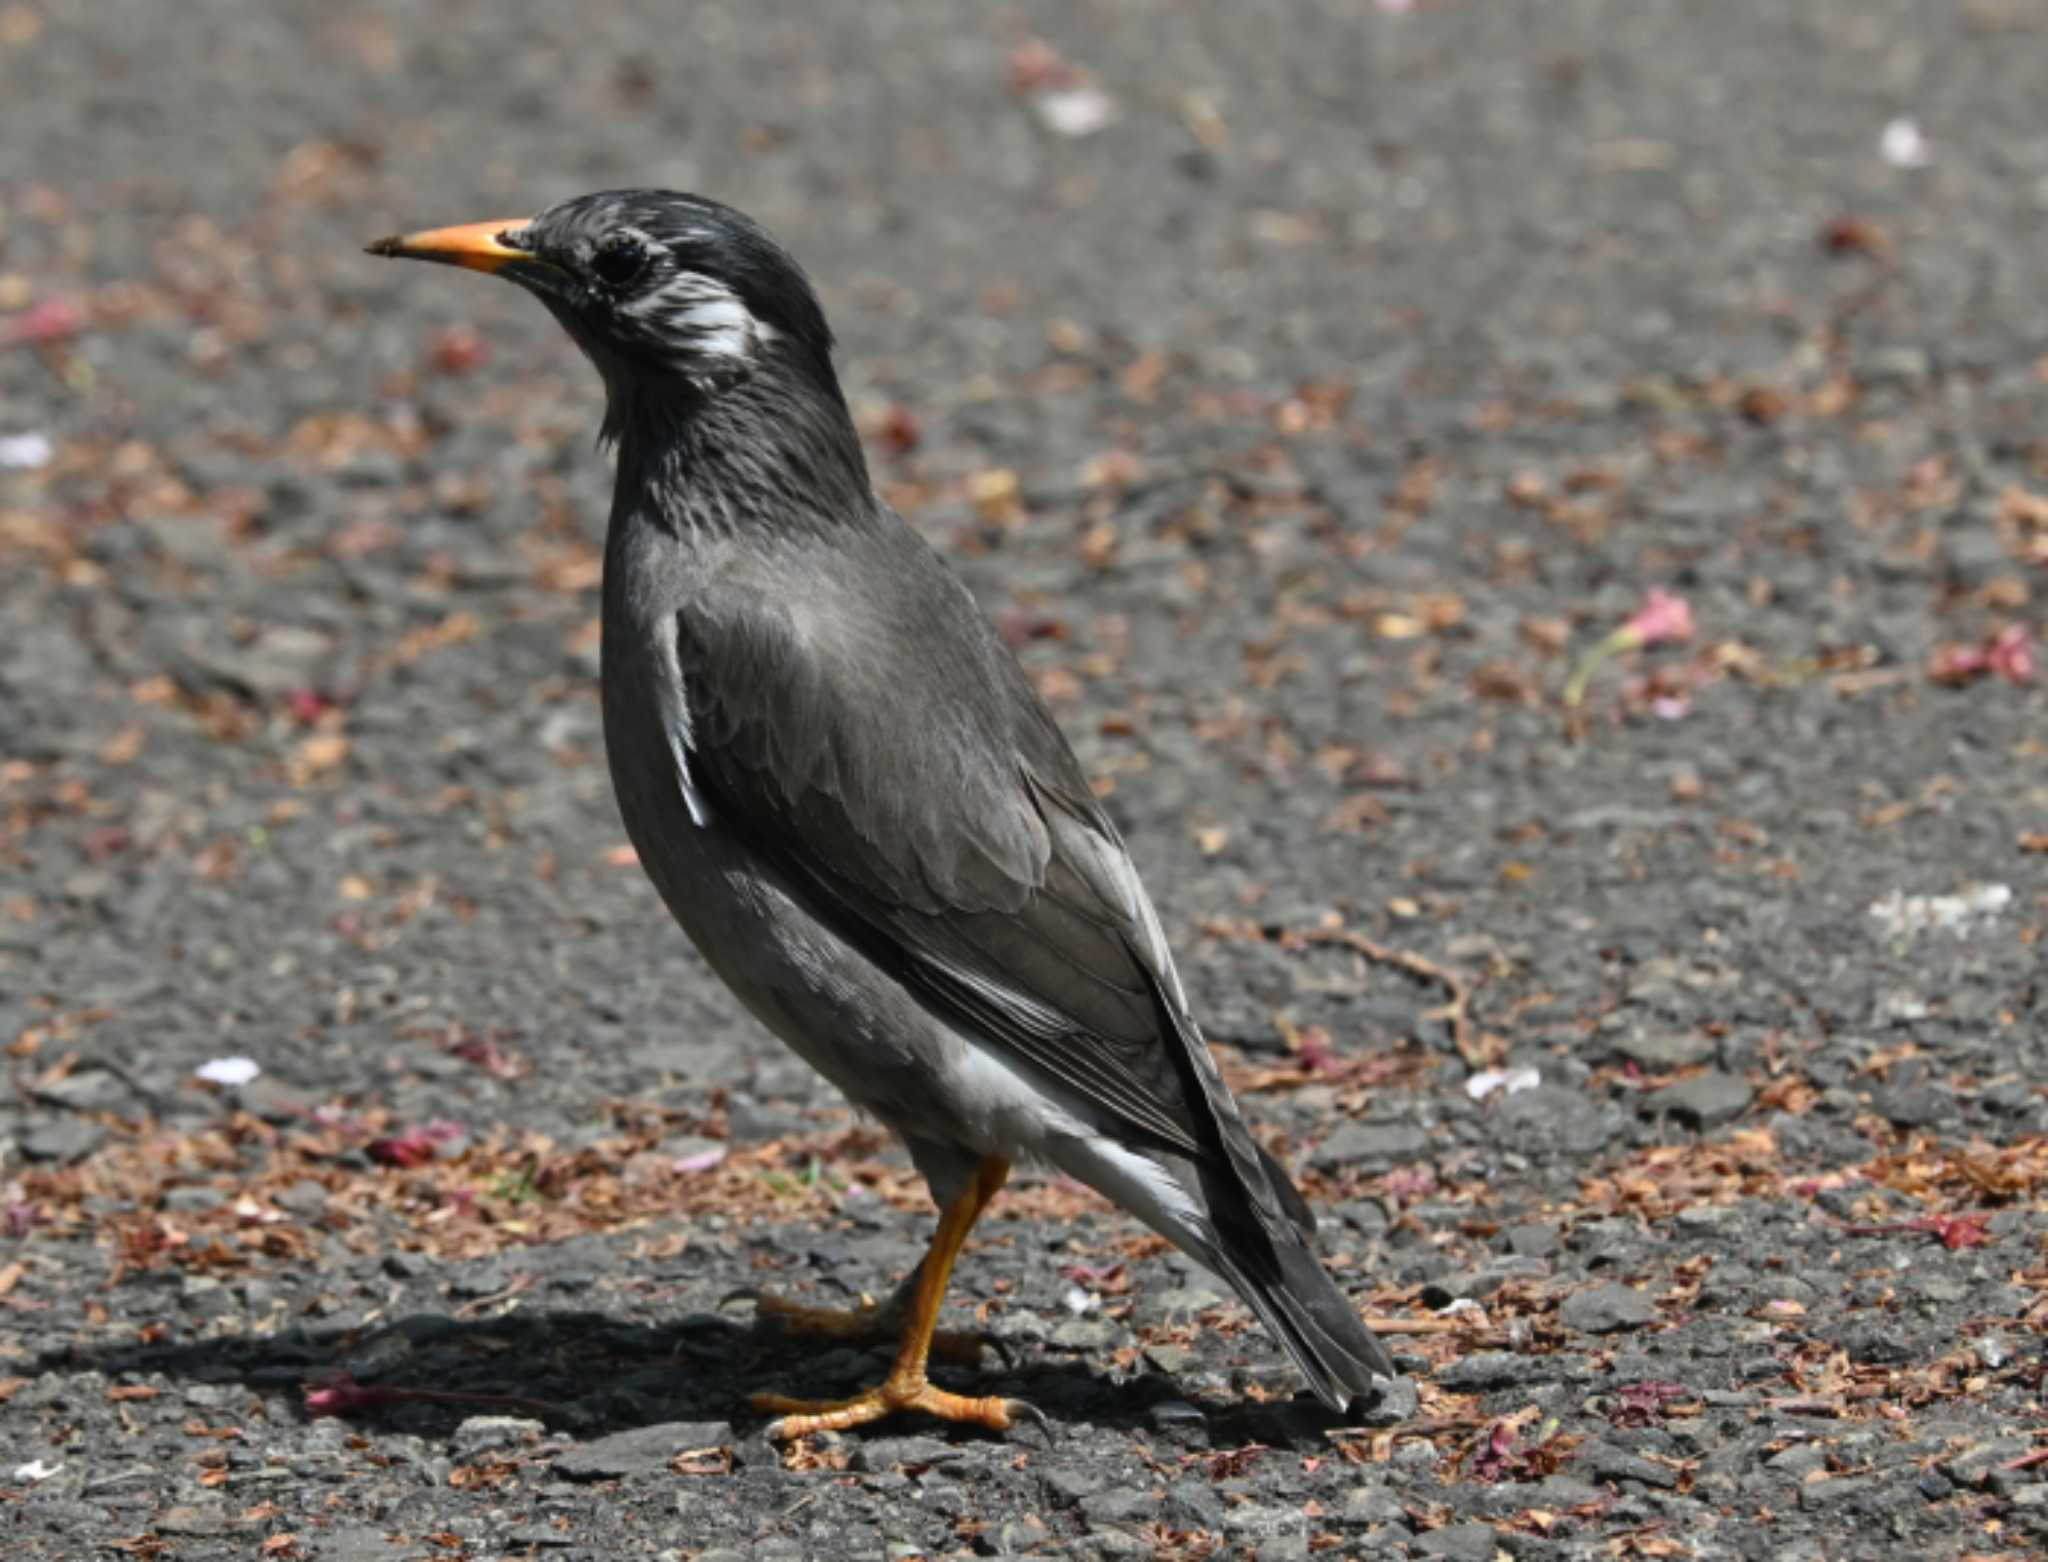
[
  {"left": 752, "top": 1373, "right": 1045, "bottom": 1441},
  {"left": 723, "top": 1290, "right": 988, "bottom": 1366}
]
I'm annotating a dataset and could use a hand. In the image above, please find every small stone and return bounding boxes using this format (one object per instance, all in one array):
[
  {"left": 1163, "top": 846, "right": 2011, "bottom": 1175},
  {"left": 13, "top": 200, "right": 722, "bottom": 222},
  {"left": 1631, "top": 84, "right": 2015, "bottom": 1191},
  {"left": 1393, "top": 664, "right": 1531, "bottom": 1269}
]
[
  {"left": 180, "top": 1275, "right": 236, "bottom": 1319},
  {"left": 1764, "top": 1442, "right": 1828, "bottom": 1479},
  {"left": 1560, "top": 1283, "right": 1658, "bottom": 1335},
  {"left": 1589, "top": 1445, "right": 1679, "bottom": 1490},
  {"left": 156, "top": 1504, "right": 226, "bottom": 1537},
  {"left": 1433, "top": 1353, "right": 1531, "bottom": 1391},
  {"left": 2008, "top": 1484, "right": 2048, "bottom": 1509},
  {"left": 1040, "top": 1466, "right": 1104, "bottom": 1507},
  {"left": 1494, "top": 1085, "right": 1616, "bottom": 1155},
  {"left": 1341, "top": 1484, "right": 1408, "bottom": 1526},
  {"left": 1645, "top": 1071, "right": 1752, "bottom": 1129},
  {"left": 1352, "top": 1374, "right": 1420, "bottom": 1426},
  {"left": 452, "top": 1416, "right": 545, "bottom": 1458},
  {"left": 1163, "top": 1477, "right": 1227, "bottom": 1531},
  {"left": 160, "top": 1186, "right": 226, "bottom": 1213},
  {"left": 1799, "top": 1475, "right": 1875, "bottom": 1509},
  {"left": 448, "top": 1259, "right": 519, "bottom": 1298},
  {"left": 725, "top": 1093, "right": 802, "bottom": 1142},
  {"left": 1874, "top": 1085, "right": 1950, "bottom": 1128},
  {"left": 1309, "top": 1120, "right": 1428, "bottom": 1170},
  {"left": 1079, "top": 1487, "right": 1157, "bottom": 1527},
  {"left": 502, "top": 1528, "right": 575, "bottom": 1549},
  {"left": 554, "top": 1420, "right": 733, "bottom": 1481},
  {"left": 20, "top": 1119, "right": 108, "bottom": 1165},
  {"left": 273, "top": 1178, "right": 329, "bottom": 1216},
  {"left": 1611, "top": 1032, "right": 1715, "bottom": 1069},
  {"left": 30, "top": 1070, "right": 131, "bottom": 1112},
  {"left": 1143, "top": 1343, "right": 1198, "bottom": 1379},
  {"left": 1410, "top": 1520, "right": 1499, "bottom": 1561},
  {"left": 846, "top": 1435, "right": 951, "bottom": 1472},
  {"left": 1945, "top": 1436, "right": 2034, "bottom": 1489},
  {"left": 1255, "top": 1537, "right": 1309, "bottom": 1562},
  {"left": 1505, "top": 1223, "right": 1560, "bottom": 1258},
  {"left": 1974, "top": 1335, "right": 2013, "bottom": 1371},
  {"left": 237, "top": 1077, "right": 311, "bottom": 1126},
  {"left": 1048, "top": 1318, "right": 1119, "bottom": 1350}
]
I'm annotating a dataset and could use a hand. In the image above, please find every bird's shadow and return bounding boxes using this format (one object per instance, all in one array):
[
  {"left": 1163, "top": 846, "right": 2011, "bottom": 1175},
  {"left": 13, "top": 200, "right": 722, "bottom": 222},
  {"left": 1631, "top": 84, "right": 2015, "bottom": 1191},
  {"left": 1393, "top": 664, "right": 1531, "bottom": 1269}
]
[{"left": 30, "top": 1306, "right": 1347, "bottom": 1451}]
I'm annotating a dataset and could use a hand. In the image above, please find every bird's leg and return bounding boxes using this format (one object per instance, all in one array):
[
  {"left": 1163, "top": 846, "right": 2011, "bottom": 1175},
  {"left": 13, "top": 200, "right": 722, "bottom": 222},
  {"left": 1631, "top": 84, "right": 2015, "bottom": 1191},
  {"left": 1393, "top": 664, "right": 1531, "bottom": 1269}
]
[
  {"left": 728, "top": 1256, "right": 987, "bottom": 1367},
  {"left": 753, "top": 1156, "right": 1032, "bottom": 1438}
]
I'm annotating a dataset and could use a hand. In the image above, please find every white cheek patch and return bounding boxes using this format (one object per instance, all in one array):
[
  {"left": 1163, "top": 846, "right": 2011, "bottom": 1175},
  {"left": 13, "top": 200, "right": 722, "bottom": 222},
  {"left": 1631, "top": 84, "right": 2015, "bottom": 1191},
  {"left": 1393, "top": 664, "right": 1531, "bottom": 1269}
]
[{"left": 626, "top": 271, "right": 774, "bottom": 360}]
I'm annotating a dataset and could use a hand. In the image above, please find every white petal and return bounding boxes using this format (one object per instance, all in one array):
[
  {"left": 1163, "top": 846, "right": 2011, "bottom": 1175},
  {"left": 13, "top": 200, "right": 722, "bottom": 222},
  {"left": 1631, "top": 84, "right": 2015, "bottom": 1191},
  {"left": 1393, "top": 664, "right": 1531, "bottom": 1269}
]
[
  {"left": 0, "top": 432, "right": 52, "bottom": 469},
  {"left": 195, "top": 1056, "right": 261, "bottom": 1086}
]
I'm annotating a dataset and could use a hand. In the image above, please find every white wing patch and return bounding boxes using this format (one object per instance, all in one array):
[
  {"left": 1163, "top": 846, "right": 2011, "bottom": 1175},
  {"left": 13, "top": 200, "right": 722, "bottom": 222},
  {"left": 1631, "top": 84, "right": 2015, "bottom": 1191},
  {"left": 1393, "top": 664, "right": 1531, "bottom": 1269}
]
[
  {"left": 656, "top": 625, "right": 712, "bottom": 827},
  {"left": 625, "top": 269, "right": 775, "bottom": 361}
]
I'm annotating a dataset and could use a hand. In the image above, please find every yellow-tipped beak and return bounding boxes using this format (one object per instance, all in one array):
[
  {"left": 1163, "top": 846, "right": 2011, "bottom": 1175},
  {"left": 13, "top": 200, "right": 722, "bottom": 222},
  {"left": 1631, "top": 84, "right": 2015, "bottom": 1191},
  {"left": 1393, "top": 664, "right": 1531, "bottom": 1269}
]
[{"left": 365, "top": 218, "right": 535, "bottom": 273}]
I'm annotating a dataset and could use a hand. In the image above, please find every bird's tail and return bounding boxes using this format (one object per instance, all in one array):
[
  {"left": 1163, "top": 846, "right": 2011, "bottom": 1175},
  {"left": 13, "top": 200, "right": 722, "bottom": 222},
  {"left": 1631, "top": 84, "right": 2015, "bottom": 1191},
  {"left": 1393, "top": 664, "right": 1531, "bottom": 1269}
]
[{"left": 1213, "top": 1232, "right": 1397, "bottom": 1414}]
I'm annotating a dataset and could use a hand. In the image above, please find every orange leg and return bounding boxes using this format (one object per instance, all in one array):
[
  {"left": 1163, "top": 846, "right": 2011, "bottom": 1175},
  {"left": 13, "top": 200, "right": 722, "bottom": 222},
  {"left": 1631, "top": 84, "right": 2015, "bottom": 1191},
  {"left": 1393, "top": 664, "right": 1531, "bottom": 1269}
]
[
  {"left": 752, "top": 1156, "right": 1035, "bottom": 1439},
  {"left": 728, "top": 1262, "right": 986, "bottom": 1367}
]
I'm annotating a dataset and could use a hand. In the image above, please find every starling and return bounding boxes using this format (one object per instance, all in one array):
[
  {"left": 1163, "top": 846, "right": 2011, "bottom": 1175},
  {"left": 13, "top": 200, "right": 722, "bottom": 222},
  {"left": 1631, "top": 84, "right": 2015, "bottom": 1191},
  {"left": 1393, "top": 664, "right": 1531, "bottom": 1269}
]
[{"left": 369, "top": 191, "right": 1396, "bottom": 1437}]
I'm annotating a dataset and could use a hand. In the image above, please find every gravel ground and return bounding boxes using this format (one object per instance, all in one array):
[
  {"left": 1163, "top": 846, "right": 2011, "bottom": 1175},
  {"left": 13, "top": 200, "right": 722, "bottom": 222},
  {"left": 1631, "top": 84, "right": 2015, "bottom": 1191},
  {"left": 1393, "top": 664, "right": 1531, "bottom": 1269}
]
[{"left": 4, "top": 2, "right": 2046, "bottom": 1559}]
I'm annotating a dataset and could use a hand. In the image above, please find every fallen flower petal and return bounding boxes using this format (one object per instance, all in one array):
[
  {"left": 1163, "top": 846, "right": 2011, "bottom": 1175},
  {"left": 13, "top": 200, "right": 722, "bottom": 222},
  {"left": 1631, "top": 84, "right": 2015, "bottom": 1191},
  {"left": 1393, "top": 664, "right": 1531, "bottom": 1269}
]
[
  {"left": 1564, "top": 588, "right": 1695, "bottom": 706},
  {"left": 0, "top": 431, "right": 52, "bottom": 468},
  {"left": 1467, "top": 1065, "right": 1541, "bottom": 1101},
  {"left": 303, "top": 1374, "right": 396, "bottom": 1417},
  {"left": 1880, "top": 116, "right": 1930, "bottom": 168},
  {"left": 4, "top": 295, "right": 85, "bottom": 348},
  {"left": 1985, "top": 624, "right": 2036, "bottom": 685},
  {"left": 671, "top": 1147, "right": 728, "bottom": 1174},
  {"left": 1620, "top": 588, "right": 1695, "bottom": 650},
  {"left": 1931, "top": 625, "right": 2034, "bottom": 687},
  {"left": 1034, "top": 85, "right": 1117, "bottom": 138},
  {"left": 194, "top": 1056, "right": 261, "bottom": 1087},
  {"left": 367, "top": 1120, "right": 467, "bottom": 1168}
]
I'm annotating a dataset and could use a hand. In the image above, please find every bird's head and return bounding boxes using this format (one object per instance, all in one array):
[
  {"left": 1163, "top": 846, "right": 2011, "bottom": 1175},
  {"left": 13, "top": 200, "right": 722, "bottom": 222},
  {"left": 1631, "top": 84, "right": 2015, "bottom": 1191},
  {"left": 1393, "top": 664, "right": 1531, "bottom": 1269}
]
[{"left": 369, "top": 189, "right": 835, "bottom": 406}]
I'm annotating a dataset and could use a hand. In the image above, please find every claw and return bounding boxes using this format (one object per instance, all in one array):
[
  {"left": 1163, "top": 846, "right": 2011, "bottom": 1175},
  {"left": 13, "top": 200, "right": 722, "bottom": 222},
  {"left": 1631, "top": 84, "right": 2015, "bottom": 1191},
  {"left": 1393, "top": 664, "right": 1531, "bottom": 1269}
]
[
  {"left": 754, "top": 1376, "right": 1025, "bottom": 1440},
  {"left": 1005, "top": 1395, "right": 1055, "bottom": 1445}
]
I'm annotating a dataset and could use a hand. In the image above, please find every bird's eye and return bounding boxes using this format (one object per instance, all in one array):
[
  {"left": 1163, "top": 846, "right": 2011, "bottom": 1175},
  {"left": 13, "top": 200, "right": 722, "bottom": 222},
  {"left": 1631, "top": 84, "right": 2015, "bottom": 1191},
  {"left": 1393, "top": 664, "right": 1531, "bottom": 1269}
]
[{"left": 591, "top": 238, "right": 649, "bottom": 288}]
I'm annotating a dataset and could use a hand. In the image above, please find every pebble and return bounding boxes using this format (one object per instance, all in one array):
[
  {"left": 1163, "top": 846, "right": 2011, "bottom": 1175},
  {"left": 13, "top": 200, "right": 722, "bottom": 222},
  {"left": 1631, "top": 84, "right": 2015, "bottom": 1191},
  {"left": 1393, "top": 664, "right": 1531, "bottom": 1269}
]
[
  {"left": 1644, "top": 1071, "right": 1753, "bottom": 1129},
  {"left": 1410, "top": 1520, "right": 1501, "bottom": 1561},
  {"left": 20, "top": 1119, "right": 108, "bottom": 1165},
  {"left": 1589, "top": 1445, "right": 1680, "bottom": 1490},
  {"left": 553, "top": 1421, "right": 733, "bottom": 1481},
  {"left": 452, "top": 1416, "right": 546, "bottom": 1458},
  {"left": 1355, "top": 1375, "right": 1421, "bottom": 1425},
  {"left": 1797, "top": 1474, "right": 1875, "bottom": 1510},
  {"left": 1611, "top": 1032, "right": 1716, "bottom": 1069},
  {"left": 1505, "top": 1222, "right": 1561, "bottom": 1258},
  {"left": 1308, "top": 1120, "right": 1429, "bottom": 1170},
  {"left": 1494, "top": 1085, "right": 1617, "bottom": 1155},
  {"left": 1444, "top": 1352, "right": 1552, "bottom": 1391},
  {"left": 1560, "top": 1283, "right": 1658, "bottom": 1335}
]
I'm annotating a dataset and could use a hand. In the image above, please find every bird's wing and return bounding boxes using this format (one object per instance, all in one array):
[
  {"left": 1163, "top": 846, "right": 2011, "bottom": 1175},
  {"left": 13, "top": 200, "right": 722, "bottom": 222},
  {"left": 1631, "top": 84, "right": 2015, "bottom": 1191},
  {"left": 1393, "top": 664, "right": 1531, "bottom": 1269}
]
[{"left": 669, "top": 527, "right": 1294, "bottom": 1234}]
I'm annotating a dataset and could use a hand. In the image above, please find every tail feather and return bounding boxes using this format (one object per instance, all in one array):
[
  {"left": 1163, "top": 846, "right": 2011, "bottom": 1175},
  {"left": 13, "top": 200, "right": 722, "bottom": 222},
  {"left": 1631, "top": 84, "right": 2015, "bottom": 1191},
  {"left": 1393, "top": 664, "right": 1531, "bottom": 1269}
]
[{"left": 1217, "top": 1234, "right": 1397, "bottom": 1413}]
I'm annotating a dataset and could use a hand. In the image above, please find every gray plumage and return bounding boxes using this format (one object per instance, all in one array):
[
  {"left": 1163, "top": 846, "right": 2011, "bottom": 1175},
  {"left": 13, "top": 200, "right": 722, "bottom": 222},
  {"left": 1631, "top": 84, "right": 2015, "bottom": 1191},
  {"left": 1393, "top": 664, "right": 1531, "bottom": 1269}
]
[{"left": 387, "top": 190, "right": 1395, "bottom": 1410}]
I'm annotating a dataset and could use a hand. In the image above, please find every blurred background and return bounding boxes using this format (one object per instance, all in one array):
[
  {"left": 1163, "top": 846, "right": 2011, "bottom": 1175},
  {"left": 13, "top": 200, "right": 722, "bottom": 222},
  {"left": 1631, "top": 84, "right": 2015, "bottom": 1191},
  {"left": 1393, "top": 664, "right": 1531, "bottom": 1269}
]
[
  {"left": 4, "top": 1, "right": 2040, "bottom": 1066},
  {"left": 1, "top": 2, "right": 2044, "bottom": 1554}
]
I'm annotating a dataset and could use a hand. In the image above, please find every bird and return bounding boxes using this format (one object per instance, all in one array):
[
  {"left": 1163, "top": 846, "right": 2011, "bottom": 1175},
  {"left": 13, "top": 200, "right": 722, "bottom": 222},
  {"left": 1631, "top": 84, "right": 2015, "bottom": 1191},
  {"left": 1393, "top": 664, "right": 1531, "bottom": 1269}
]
[{"left": 368, "top": 190, "right": 1397, "bottom": 1439}]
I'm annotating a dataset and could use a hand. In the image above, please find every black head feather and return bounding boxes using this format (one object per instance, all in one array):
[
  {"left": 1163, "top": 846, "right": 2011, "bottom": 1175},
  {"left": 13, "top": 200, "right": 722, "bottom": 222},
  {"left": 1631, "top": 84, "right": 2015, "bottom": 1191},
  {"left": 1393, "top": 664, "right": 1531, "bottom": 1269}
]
[{"left": 499, "top": 190, "right": 836, "bottom": 395}]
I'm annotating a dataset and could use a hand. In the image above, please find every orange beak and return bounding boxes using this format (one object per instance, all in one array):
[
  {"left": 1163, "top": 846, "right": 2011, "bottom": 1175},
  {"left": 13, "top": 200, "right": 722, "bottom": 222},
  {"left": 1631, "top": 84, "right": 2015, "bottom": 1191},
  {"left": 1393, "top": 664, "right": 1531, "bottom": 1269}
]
[{"left": 365, "top": 218, "right": 535, "bottom": 273}]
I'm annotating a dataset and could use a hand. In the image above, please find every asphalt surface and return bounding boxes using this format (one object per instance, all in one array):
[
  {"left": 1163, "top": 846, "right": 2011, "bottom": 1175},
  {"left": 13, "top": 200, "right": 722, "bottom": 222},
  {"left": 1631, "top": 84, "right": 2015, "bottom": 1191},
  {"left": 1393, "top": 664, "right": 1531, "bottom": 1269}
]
[{"left": 3, "top": 2, "right": 2046, "bottom": 1559}]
